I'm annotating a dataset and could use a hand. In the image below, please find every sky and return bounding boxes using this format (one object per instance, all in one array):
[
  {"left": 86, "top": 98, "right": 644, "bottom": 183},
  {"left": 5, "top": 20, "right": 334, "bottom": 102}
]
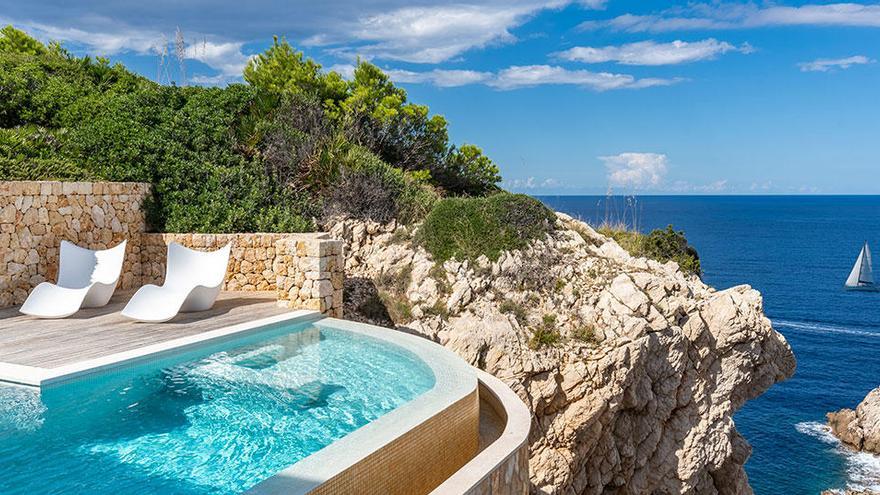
[{"left": 2, "top": 1, "right": 879, "bottom": 194}]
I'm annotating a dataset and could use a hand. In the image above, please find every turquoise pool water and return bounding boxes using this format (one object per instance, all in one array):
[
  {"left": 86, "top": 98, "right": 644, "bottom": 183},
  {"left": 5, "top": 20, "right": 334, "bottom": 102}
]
[{"left": 0, "top": 321, "right": 435, "bottom": 494}]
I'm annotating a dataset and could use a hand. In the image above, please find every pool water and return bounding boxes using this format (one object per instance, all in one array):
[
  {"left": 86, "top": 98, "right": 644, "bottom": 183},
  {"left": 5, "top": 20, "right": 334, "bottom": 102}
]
[{"left": 0, "top": 322, "right": 435, "bottom": 494}]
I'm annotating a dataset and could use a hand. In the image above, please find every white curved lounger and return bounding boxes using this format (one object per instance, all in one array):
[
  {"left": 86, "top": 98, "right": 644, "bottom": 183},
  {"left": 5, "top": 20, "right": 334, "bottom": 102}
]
[
  {"left": 20, "top": 240, "right": 127, "bottom": 319},
  {"left": 121, "top": 242, "right": 231, "bottom": 323}
]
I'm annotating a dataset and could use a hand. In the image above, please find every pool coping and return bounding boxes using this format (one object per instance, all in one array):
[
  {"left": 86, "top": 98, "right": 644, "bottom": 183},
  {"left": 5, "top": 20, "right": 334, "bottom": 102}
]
[
  {"left": 246, "top": 317, "right": 478, "bottom": 495},
  {"left": 429, "top": 369, "right": 532, "bottom": 494},
  {"left": 0, "top": 310, "right": 323, "bottom": 387}
]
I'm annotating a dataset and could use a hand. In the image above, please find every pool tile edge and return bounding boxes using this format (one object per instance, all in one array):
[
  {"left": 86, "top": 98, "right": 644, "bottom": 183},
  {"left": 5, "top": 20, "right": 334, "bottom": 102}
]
[{"left": 247, "top": 317, "right": 480, "bottom": 495}]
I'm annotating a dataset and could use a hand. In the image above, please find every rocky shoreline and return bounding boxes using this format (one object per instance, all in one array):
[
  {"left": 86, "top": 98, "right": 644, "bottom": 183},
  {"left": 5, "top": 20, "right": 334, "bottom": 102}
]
[
  {"left": 328, "top": 212, "right": 796, "bottom": 494},
  {"left": 828, "top": 386, "right": 880, "bottom": 455}
]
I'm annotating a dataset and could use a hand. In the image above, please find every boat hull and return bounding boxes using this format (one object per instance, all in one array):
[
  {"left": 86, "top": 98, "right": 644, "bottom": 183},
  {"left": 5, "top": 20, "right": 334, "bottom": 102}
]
[{"left": 845, "top": 284, "right": 880, "bottom": 292}]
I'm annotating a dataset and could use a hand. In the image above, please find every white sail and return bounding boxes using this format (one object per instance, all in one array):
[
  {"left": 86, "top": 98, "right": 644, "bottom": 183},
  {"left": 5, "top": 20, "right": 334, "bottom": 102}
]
[
  {"left": 846, "top": 243, "right": 874, "bottom": 287},
  {"left": 862, "top": 243, "right": 875, "bottom": 284}
]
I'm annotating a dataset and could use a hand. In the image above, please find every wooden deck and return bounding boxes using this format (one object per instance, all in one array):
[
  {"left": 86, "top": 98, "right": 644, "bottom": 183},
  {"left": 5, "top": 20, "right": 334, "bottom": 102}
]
[{"left": 0, "top": 291, "right": 290, "bottom": 369}]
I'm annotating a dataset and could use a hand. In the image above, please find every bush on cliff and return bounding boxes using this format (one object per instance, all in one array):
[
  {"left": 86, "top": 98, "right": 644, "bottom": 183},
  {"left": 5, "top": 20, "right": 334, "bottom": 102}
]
[
  {"left": 418, "top": 193, "right": 555, "bottom": 262},
  {"left": 599, "top": 224, "right": 702, "bottom": 277},
  {"left": 322, "top": 146, "right": 438, "bottom": 224}
]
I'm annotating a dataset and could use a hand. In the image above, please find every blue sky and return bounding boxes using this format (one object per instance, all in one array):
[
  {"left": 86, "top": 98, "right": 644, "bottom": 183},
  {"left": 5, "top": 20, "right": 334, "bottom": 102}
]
[{"left": 3, "top": 1, "right": 880, "bottom": 194}]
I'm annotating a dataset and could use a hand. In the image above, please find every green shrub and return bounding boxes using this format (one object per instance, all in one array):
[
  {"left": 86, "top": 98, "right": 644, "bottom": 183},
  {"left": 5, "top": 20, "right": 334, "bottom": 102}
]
[
  {"left": 421, "top": 300, "right": 450, "bottom": 319},
  {"left": 599, "top": 224, "right": 701, "bottom": 277},
  {"left": 0, "top": 25, "right": 47, "bottom": 56},
  {"left": 434, "top": 144, "right": 501, "bottom": 196},
  {"left": 418, "top": 192, "right": 555, "bottom": 262},
  {"left": 0, "top": 126, "right": 88, "bottom": 179},
  {"left": 428, "top": 263, "right": 451, "bottom": 295},
  {"left": 572, "top": 324, "right": 598, "bottom": 345},
  {"left": 529, "top": 314, "right": 561, "bottom": 349},
  {"left": 323, "top": 146, "right": 437, "bottom": 224},
  {"left": 383, "top": 293, "right": 412, "bottom": 323},
  {"left": 499, "top": 299, "right": 528, "bottom": 325},
  {"left": 358, "top": 293, "right": 392, "bottom": 322},
  {"left": 376, "top": 265, "right": 412, "bottom": 295},
  {"left": 554, "top": 278, "right": 566, "bottom": 292}
]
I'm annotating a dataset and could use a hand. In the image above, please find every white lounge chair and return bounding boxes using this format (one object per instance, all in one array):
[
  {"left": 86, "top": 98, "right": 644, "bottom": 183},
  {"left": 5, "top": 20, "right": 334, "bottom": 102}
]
[
  {"left": 20, "top": 240, "right": 127, "bottom": 319},
  {"left": 121, "top": 242, "right": 231, "bottom": 323}
]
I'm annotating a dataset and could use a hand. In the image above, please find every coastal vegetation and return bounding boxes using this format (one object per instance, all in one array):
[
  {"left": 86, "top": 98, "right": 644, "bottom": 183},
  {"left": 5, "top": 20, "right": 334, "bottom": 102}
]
[
  {"left": 599, "top": 224, "right": 702, "bottom": 276},
  {"left": 529, "top": 314, "right": 562, "bottom": 349},
  {"left": 418, "top": 193, "right": 556, "bottom": 262},
  {"left": 0, "top": 26, "right": 498, "bottom": 233}
]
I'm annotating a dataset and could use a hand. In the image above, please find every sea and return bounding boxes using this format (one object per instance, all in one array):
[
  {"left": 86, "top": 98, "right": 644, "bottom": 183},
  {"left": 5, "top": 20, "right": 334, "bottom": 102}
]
[{"left": 538, "top": 195, "right": 880, "bottom": 495}]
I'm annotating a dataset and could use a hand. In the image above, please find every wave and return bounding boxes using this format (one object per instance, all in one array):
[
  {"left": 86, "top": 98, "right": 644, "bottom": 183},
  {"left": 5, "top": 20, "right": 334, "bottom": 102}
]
[
  {"left": 795, "top": 421, "right": 880, "bottom": 492},
  {"left": 773, "top": 319, "right": 880, "bottom": 338}
]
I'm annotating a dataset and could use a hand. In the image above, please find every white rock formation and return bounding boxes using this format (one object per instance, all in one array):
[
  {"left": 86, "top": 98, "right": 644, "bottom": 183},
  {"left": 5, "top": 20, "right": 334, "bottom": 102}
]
[
  {"left": 828, "top": 386, "right": 880, "bottom": 455},
  {"left": 328, "top": 212, "right": 796, "bottom": 494}
]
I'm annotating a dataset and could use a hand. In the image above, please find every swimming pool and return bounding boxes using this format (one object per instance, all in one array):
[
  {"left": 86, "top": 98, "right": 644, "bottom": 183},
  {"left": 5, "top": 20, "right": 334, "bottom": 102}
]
[{"left": 0, "top": 319, "right": 438, "bottom": 494}]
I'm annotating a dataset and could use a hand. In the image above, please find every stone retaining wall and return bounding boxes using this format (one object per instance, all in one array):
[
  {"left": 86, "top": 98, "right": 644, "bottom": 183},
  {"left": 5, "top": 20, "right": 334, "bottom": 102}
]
[
  {"left": 141, "top": 233, "right": 343, "bottom": 316},
  {"left": 0, "top": 181, "right": 149, "bottom": 307},
  {"left": 0, "top": 181, "right": 343, "bottom": 316}
]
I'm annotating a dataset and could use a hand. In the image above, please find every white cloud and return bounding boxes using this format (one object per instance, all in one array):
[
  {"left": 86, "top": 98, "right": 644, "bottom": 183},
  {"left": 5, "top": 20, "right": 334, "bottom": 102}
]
[
  {"left": 669, "top": 179, "right": 729, "bottom": 193},
  {"left": 582, "top": 2, "right": 880, "bottom": 33},
  {"left": 324, "top": 63, "right": 354, "bottom": 79},
  {"left": 370, "top": 64, "right": 683, "bottom": 91},
  {"left": 1, "top": 17, "right": 252, "bottom": 81},
  {"left": 185, "top": 40, "right": 254, "bottom": 76},
  {"left": 489, "top": 65, "right": 683, "bottom": 90},
  {"left": 702, "top": 179, "right": 729, "bottom": 192},
  {"left": 600, "top": 153, "right": 669, "bottom": 188},
  {"left": 576, "top": 0, "right": 608, "bottom": 8},
  {"left": 306, "top": 0, "right": 607, "bottom": 64},
  {"left": 340, "top": 4, "right": 529, "bottom": 63},
  {"left": 4, "top": 18, "right": 160, "bottom": 54},
  {"left": 750, "top": 180, "right": 773, "bottom": 192},
  {"left": 797, "top": 55, "right": 874, "bottom": 72},
  {"left": 384, "top": 68, "right": 494, "bottom": 87},
  {"left": 190, "top": 74, "right": 227, "bottom": 85},
  {"left": 556, "top": 39, "right": 753, "bottom": 66}
]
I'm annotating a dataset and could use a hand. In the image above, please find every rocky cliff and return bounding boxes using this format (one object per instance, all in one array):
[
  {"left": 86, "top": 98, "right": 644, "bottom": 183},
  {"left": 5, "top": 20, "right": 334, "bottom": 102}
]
[
  {"left": 327, "top": 213, "right": 796, "bottom": 494},
  {"left": 828, "top": 386, "right": 880, "bottom": 455}
]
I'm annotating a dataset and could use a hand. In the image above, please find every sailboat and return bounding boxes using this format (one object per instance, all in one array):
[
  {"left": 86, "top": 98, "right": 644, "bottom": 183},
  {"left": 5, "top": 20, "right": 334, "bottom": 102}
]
[{"left": 845, "top": 241, "right": 879, "bottom": 291}]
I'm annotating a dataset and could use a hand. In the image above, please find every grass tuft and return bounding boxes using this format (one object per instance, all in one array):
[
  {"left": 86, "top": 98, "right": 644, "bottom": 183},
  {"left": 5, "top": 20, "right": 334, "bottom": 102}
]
[
  {"left": 499, "top": 299, "right": 528, "bottom": 326},
  {"left": 572, "top": 324, "right": 599, "bottom": 345},
  {"left": 529, "top": 314, "right": 561, "bottom": 349}
]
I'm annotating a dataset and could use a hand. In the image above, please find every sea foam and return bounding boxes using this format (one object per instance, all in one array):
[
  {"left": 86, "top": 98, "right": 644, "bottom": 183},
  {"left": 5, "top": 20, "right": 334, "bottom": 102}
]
[
  {"left": 796, "top": 421, "right": 880, "bottom": 492},
  {"left": 775, "top": 319, "right": 880, "bottom": 339}
]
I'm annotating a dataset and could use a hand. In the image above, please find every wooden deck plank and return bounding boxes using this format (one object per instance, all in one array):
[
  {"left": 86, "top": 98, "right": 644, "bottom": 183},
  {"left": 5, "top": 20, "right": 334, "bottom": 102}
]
[{"left": 0, "top": 292, "right": 289, "bottom": 369}]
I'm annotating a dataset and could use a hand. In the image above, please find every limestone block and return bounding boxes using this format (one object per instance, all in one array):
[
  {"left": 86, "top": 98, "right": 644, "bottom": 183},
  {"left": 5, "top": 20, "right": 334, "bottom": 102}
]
[{"left": 0, "top": 204, "right": 14, "bottom": 223}]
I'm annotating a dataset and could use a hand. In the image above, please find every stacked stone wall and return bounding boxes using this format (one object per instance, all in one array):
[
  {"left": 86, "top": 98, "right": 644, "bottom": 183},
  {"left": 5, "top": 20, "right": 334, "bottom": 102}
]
[
  {"left": 0, "top": 181, "right": 342, "bottom": 315},
  {"left": 140, "top": 233, "right": 343, "bottom": 316},
  {"left": 0, "top": 181, "right": 148, "bottom": 307}
]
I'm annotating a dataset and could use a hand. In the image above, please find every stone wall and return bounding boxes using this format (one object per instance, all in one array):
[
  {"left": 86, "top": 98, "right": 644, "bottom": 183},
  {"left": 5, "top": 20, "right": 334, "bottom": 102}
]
[
  {"left": 0, "top": 181, "right": 149, "bottom": 307},
  {"left": 0, "top": 181, "right": 343, "bottom": 316},
  {"left": 140, "top": 233, "right": 343, "bottom": 316}
]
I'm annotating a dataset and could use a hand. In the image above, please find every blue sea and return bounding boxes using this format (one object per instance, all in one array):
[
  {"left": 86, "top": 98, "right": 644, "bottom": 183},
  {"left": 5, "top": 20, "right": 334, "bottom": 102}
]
[{"left": 539, "top": 195, "right": 880, "bottom": 495}]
